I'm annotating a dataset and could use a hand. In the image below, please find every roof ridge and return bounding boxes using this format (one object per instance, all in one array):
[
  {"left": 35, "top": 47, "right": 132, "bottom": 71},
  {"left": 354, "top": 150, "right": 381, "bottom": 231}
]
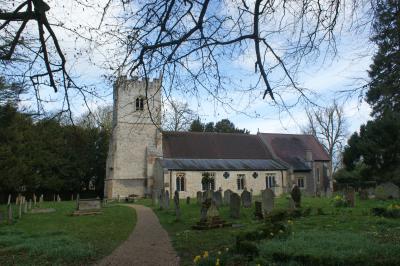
[{"left": 162, "top": 131, "right": 256, "bottom": 136}]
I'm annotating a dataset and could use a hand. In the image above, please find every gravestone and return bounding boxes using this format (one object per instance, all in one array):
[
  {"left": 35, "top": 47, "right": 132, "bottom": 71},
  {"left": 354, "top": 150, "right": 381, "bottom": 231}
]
[
  {"left": 33, "top": 194, "right": 37, "bottom": 207},
  {"left": 200, "top": 199, "right": 209, "bottom": 223},
  {"left": 291, "top": 185, "right": 301, "bottom": 208},
  {"left": 206, "top": 190, "right": 213, "bottom": 199},
  {"left": 213, "top": 190, "right": 223, "bottom": 208},
  {"left": 174, "top": 191, "right": 180, "bottom": 220},
  {"left": 254, "top": 201, "right": 263, "bottom": 219},
  {"left": 73, "top": 198, "right": 102, "bottom": 216},
  {"left": 23, "top": 199, "right": 28, "bottom": 213},
  {"left": 71, "top": 194, "right": 74, "bottom": 201},
  {"left": 28, "top": 199, "right": 32, "bottom": 211},
  {"left": 186, "top": 197, "right": 190, "bottom": 204},
  {"left": 359, "top": 189, "right": 368, "bottom": 200},
  {"left": 288, "top": 197, "right": 296, "bottom": 209},
  {"left": 57, "top": 194, "right": 61, "bottom": 202},
  {"left": 230, "top": 193, "right": 241, "bottom": 218},
  {"left": 18, "top": 201, "right": 22, "bottom": 218},
  {"left": 193, "top": 198, "right": 231, "bottom": 230},
  {"left": 375, "top": 182, "right": 400, "bottom": 200},
  {"left": 224, "top": 189, "right": 233, "bottom": 205},
  {"left": 165, "top": 190, "right": 170, "bottom": 210},
  {"left": 261, "top": 188, "right": 274, "bottom": 214},
  {"left": 196, "top": 191, "right": 202, "bottom": 204},
  {"left": 159, "top": 190, "right": 164, "bottom": 210},
  {"left": 345, "top": 187, "right": 355, "bottom": 207},
  {"left": 7, "top": 194, "right": 11, "bottom": 205},
  {"left": 207, "top": 200, "right": 219, "bottom": 218},
  {"left": 241, "top": 189, "right": 252, "bottom": 208},
  {"left": 39, "top": 194, "right": 44, "bottom": 205},
  {"left": 7, "top": 204, "right": 12, "bottom": 224}
]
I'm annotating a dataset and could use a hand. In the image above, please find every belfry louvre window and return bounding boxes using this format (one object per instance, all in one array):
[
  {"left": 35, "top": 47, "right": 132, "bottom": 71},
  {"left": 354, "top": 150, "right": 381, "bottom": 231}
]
[
  {"left": 237, "top": 174, "right": 245, "bottom": 190},
  {"left": 176, "top": 173, "right": 185, "bottom": 192},
  {"left": 135, "top": 97, "right": 144, "bottom": 111}
]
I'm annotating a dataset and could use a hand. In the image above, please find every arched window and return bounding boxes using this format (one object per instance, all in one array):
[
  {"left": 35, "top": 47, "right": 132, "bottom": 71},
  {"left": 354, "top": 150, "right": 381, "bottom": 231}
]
[
  {"left": 237, "top": 174, "right": 245, "bottom": 190},
  {"left": 135, "top": 97, "right": 144, "bottom": 111},
  {"left": 266, "top": 173, "right": 276, "bottom": 189},
  {"left": 176, "top": 173, "right": 185, "bottom": 191},
  {"left": 201, "top": 172, "right": 215, "bottom": 191}
]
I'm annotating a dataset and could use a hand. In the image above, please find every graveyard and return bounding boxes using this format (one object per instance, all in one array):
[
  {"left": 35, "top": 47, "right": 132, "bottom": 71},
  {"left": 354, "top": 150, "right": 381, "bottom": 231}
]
[
  {"left": 137, "top": 193, "right": 400, "bottom": 266},
  {"left": 0, "top": 200, "right": 136, "bottom": 265}
]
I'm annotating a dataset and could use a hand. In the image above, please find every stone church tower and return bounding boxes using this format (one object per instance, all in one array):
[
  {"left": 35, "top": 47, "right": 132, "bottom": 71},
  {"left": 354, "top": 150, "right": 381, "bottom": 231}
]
[{"left": 105, "top": 76, "right": 162, "bottom": 199}]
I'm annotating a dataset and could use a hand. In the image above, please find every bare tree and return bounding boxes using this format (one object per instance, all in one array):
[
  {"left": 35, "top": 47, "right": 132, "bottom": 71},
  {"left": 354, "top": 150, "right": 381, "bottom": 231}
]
[
  {"left": 163, "top": 100, "right": 196, "bottom": 131},
  {"left": 77, "top": 105, "right": 113, "bottom": 132},
  {"left": 303, "top": 101, "right": 347, "bottom": 172},
  {"left": 1, "top": 0, "right": 375, "bottom": 118}
]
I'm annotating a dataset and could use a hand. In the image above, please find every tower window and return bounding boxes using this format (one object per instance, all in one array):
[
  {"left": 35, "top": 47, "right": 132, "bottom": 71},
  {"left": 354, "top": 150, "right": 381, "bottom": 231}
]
[
  {"left": 176, "top": 173, "right": 185, "bottom": 192},
  {"left": 135, "top": 97, "right": 144, "bottom": 111}
]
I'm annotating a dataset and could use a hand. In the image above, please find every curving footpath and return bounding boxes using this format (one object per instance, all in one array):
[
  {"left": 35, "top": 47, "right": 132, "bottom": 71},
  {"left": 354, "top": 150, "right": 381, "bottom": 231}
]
[{"left": 98, "top": 204, "right": 180, "bottom": 266}]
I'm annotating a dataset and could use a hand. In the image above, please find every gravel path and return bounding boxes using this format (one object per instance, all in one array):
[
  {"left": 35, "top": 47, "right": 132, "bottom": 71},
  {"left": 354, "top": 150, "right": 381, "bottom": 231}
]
[{"left": 98, "top": 204, "right": 180, "bottom": 266}]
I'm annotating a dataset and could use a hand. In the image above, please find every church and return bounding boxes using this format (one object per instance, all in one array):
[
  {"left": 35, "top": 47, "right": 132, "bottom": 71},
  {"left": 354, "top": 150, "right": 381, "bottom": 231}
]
[{"left": 104, "top": 77, "right": 332, "bottom": 199}]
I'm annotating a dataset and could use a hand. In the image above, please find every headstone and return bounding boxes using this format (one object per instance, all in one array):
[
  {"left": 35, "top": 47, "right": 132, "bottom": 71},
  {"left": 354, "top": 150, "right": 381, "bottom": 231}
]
[
  {"left": 196, "top": 191, "right": 202, "bottom": 204},
  {"left": 7, "top": 204, "right": 12, "bottom": 224},
  {"left": 291, "top": 185, "right": 301, "bottom": 208},
  {"left": 18, "top": 201, "right": 22, "bottom": 218},
  {"left": 23, "top": 199, "right": 28, "bottom": 213},
  {"left": 33, "top": 194, "right": 37, "bottom": 207},
  {"left": 213, "top": 190, "right": 223, "bottom": 208},
  {"left": 345, "top": 187, "right": 355, "bottom": 207},
  {"left": 159, "top": 190, "right": 164, "bottom": 210},
  {"left": 165, "top": 190, "right": 170, "bottom": 210},
  {"left": 254, "top": 201, "right": 263, "bottom": 219},
  {"left": 76, "top": 194, "right": 80, "bottom": 210},
  {"left": 375, "top": 182, "right": 400, "bottom": 200},
  {"left": 77, "top": 199, "right": 102, "bottom": 211},
  {"left": 7, "top": 194, "right": 11, "bottom": 205},
  {"left": 288, "top": 197, "right": 296, "bottom": 209},
  {"left": 71, "top": 194, "right": 74, "bottom": 201},
  {"left": 224, "top": 189, "right": 233, "bottom": 205},
  {"left": 241, "top": 189, "right": 252, "bottom": 208},
  {"left": 39, "top": 194, "right": 43, "bottom": 205},
  {"left": 206, "top": 200, "right": 219, "bottom": 218},
  {"left": 261, "top": 188, "right": 274, "bottom": 214},
  {"left": 359, "top": 189, "right": 368, "bottom": 200},
  {"left": 57, "top": 194, "right": 61, "bottom": 202},
  {"left": 174, "top": 191, "right": 180, "bottom": 220},
  {"left": 28, "top": 199, "right": 32, "bottom": 211},
  {"left": 206, "top": 190, "right": 213, "bottom": 199},
  {"left": 186, "top": 196, "right": 190, "bottom": 204},
  {"left": 200, "top": 199, "right": 209, "bottom": 222},
  {"left": 230, "top": 193, "right": 240, "bottom": 218}
]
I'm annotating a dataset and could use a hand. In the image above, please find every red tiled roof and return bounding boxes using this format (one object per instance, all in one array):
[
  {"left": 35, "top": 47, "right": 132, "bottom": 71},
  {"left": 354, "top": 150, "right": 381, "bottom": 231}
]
[
  {"left": 259, "top": 133, "right": 330, "bottom": 162},
  {"left": 162, "top": 132, "right": 273, "bottom": 159}
]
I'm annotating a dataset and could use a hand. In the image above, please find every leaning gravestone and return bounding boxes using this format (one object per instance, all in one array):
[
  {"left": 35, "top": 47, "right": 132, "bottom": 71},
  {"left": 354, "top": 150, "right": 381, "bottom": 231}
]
[
  {"left": 174, "top": 191, "right": 180, "bottom": 220},
  {"left": 230, "top": 193, "right": 241, "bottom": 218},
  {"left": 254, "top": 201, "right": 263, "bottom": 219},
  {"left": 213, "top": 191, "right": 223, "bottom": 208},
  {"left": 241, "top": 189, "right": 252, "bottom": 208},
  {"left": 224, "top": 189, "right": 233, "bottom": 205},
  {"left": 291, "top": 185, "right": 301, "bottom": 208},
  {"left": 196, "top": 191, "right": 202, "bottom": 204},
  {"left": 345, "top": 187, "right": 355, "bottom": 207},
  {"left": 375, "top": 182, "right": 400, "bottom": 200},
  {"left": 165, "top": 190, "right": 170, "bottom": 210},
  {"left": 261, "top": 188, "right": 274, "bottom": 214}
]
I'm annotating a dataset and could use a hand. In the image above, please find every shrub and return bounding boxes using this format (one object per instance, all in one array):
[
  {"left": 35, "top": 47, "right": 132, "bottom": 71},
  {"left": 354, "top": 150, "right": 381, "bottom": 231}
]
[
  {"left": 371, "top": 204, "right": 400, "bottom": 218},
  {"left": 332, "top": 195, "right": 349, "bottom": 207}
]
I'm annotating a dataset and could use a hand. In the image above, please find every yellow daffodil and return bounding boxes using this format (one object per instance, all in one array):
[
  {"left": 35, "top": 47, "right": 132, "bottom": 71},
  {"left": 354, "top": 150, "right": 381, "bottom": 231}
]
[
  {"left": 216, "top": 258, "right": 220, "bottom": 266},
  {"left": 203, "top": 251, "right": 209, "bottom": 258},
  {"left": 193, "top": 255, "right": 201, "bottom": 263}
]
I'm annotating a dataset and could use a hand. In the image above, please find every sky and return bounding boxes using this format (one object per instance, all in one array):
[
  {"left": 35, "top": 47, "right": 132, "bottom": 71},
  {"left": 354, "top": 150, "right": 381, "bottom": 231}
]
[{"left": 10, "top": 1, "right": 375, "bottom": 137}]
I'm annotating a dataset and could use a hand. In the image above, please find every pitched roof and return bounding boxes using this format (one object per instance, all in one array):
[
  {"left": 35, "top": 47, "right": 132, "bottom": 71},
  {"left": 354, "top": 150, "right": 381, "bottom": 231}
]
[
  {"left": 162, "top": 131, "right": 273, "bottom": 159},
  {"left": 259, "top": 133, "right": 330, "bottom": 163},
  {"left": 160, "top": 158, "right": 288, "bottom": 171}
]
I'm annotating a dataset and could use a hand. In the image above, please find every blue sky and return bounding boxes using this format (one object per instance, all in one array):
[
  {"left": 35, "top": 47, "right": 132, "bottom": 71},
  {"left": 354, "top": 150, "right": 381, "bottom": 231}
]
[{"left": 17, "top": 1, "right": 375, "bottom": 138}]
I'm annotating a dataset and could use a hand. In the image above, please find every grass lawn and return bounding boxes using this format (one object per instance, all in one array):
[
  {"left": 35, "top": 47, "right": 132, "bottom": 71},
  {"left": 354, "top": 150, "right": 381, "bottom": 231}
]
[
  {"left": 0, "top": 201, "right": 136, "bottom": 265},
  {"left": 137, "top": 196, "right": 400, "bottom": 265}
]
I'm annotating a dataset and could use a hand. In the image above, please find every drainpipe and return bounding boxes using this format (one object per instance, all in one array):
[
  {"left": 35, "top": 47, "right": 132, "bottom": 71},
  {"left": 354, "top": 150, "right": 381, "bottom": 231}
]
[{"left": 280, "top": 170, "right": 284, "bottom": 194}]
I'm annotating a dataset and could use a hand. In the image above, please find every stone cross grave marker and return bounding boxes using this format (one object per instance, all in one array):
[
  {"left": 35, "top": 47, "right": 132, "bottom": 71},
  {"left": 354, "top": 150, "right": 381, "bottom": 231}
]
[
  {"left": 241, "top": 189, "right": 252, "bottom": 208},
  {"left": 230, "top": 193, "right": 241, "bottom": 219},
  {"left": 165, "top": 190, "right": 170, "bottom": 210},
  {"left": 174, "top": 191, "right": 180, "bottom": 220},
  {"left": 224, "top": 189, "right": 232, "bottom": 205},
  {"left": 254, "top": 201, "right": 263, "bottom": 219},
  {"left": 345, "top": 187, "right": 355, "bottom": 207},
  {"left": 213, "top": 190, "right": 223, "bottom": 208},
  {"left": 262, "top": 188, "right": 274, "bottom": 214},
  {"left": 196, "top": 191, "right": 202, "bottom": 204},
  {"left": 186, "top": 196, "right": 190, "bottom": 204}
]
